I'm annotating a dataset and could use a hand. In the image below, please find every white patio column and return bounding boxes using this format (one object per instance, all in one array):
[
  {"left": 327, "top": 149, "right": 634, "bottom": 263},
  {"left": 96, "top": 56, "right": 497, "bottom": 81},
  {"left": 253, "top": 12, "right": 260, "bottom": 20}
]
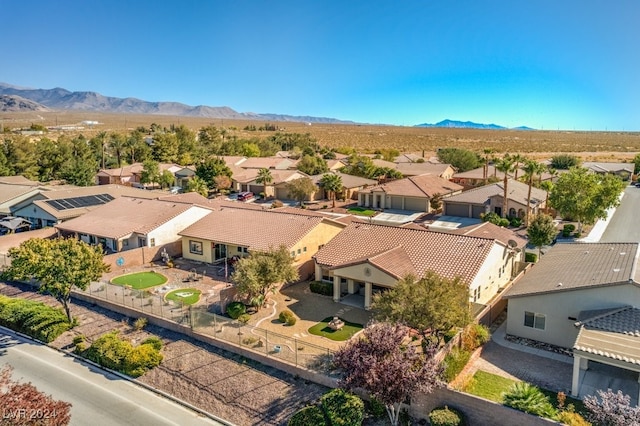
[
  {"left": 314, "top": 263, "right": 322, "bottom": 281},
  {"left": 571, "top": 355, "right": 581, "bottom": 397},
  {"left": 333, "top": 275, "right": 341, "bottom": 302},
  {"left": 364, "top": 282, "right": 372, "bottom": 310},
  {"left": 347, "top": 279, "right": 356, "bottom": 294}
]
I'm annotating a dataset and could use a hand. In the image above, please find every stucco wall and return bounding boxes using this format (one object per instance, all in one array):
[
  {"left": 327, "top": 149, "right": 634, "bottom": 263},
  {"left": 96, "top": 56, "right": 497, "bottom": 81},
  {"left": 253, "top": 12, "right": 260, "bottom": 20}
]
[
  {"left": 146, "top": 207, "right": 212, "bottom": 247},
  {"left": 470, "top": 243, "right": 517, "bottom": 305},
  {"left": 506, "top": 283, "right": 640, "bottom": 348},
  {"left": 290, "top": 221, "right": 345, "bottom": 264}
]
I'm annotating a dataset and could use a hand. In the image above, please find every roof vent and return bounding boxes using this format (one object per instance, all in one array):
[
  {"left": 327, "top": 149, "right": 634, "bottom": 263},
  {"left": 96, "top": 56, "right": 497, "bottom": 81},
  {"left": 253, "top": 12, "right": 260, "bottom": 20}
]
[
  {"left": 557, "top": 282, "right": 563, "bottom": 287},
  {"left": 620, "top": 252, "right": 626, "bottom": 255},
  {"left": 613, "top": 268, "right": 621, "bottom": 272}
]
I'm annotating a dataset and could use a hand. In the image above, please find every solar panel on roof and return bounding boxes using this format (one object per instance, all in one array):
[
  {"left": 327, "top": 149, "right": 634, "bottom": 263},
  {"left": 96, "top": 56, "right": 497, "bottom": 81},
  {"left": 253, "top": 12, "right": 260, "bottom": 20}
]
[{"left": 44, "top": 194, "right": 116, "bottom": 211}]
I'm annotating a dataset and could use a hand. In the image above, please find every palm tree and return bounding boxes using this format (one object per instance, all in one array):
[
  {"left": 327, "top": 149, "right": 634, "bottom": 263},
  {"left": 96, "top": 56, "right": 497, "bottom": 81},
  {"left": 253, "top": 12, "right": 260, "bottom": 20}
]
[
  {"left": 494, "top": 154, "right": 516, "bottom": 218},
  {"left": 522, "top": 159, "right": 546, "bottom": 226},
  {"left": 511, "top": 153, "right": 524, "bottom": 180},
  {"left": 540, "top": 180, "right": 554, "bottom": 214},
  {"left": 319, "top": 173, "right": 343, "bottom": 208},
  {"left": 256, "top": 168, "right": 273, "bottom": 199},
  {"left": 482, "top": 148, "right": 494, "bottom": 184}
]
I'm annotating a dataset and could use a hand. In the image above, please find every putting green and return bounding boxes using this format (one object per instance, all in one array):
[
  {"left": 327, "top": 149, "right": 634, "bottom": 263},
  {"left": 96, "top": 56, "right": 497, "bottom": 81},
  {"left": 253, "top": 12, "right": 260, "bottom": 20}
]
[
  {"left": 165, "top": 288, "right": 201, "bottom": 305},
  {"left": 111, "top": 272, "right": 168, "bottom": 289},
  {"left": 307, "top": 317, "right": 363, "bottom": 341}
]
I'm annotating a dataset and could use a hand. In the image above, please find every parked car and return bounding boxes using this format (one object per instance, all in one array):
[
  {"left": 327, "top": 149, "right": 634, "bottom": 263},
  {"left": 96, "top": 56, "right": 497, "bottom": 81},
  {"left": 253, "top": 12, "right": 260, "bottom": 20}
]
[
  {"left": 237, "top": 191, "right": 254, "bottom": 202},
  {"left": 634, "top": 182, "right": 640, "bottom": 188}
]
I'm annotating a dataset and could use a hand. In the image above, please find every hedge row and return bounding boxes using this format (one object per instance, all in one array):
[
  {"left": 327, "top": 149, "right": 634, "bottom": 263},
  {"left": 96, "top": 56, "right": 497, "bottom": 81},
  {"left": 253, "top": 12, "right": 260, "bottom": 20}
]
[
  {"left": 0, "top": 295, "right": 70, "bottom": 342},
  {"left": 309, "top": 281, "right": 333, "bottom": 296},
  {"left": 82, "top": 331, "right": 163, "bottom": 378}
]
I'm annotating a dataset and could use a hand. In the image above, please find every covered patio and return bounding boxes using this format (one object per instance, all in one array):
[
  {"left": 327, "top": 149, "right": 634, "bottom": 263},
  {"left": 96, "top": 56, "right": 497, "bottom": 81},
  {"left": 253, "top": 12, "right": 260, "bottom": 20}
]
[{"left": 571, "top": 306, "right": 640, "bottom": 405}]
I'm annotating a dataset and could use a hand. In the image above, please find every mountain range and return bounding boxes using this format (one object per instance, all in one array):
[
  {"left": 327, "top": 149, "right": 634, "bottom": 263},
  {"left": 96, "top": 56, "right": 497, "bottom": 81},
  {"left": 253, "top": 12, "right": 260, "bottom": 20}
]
[{"left": 0, "top": 82, "right": 533, "bottom": 129}]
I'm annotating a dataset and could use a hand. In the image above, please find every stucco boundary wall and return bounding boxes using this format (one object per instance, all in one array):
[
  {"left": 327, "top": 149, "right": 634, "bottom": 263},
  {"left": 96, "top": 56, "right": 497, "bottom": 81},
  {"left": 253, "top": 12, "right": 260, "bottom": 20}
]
[
  {"left": 476, "top": 261, "right": 532, "bottom": 326},
  {"left": 71, "top": 291, "right": 338, "bottom": 389},
  {"left": 103, "top": 241, "right": 182, "bottom": 270},
  {"left": 410, "top": 387, "right": 560, "bottom": 426}
]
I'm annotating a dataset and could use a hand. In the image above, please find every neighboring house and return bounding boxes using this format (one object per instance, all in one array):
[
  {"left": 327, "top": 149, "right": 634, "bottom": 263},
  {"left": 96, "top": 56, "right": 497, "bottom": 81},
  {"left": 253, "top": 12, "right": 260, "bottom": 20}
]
[
  {"left": 11, "top": 184, "right": 163, "bottom": 229},
  {"left": 451, "top": 165, "right": 555, "bottom": 187},
  {"left": 326, "top": 159, "right": 347, "bottom": 171},
  {"left": 269, "top": 170, "right": 312, "bottom": 200},
  {"left": 0, "top": 182, "right": 55, "bottom": 218},
  {"left": 220, "top": 156, "right": 248, "bottom": 168},
  {"left": 582, "top": 162, "right": 633, "bottom": 180},
  {"left": 174, "top": 166, "right": 196, "bottom": 188},
  {"left": 96, "top": 163, "right": 182, "bottom": 187},
  {"left": 311, "top": 172, "right": 377, "bottom": 201},
  {"left": 395, "top": 163, "right": 456, "bottom": 180},
  {"left": 235, "top": 157, "right": 298, "bottom": 170},
  {"left": 358, "top": 174, "right": 463, "bottom": 212},
  {"left": 313, "top": 222, "right": 522, "bottom": 309},
  {"left": 393, "top": 153, "right": 427, "bottom": 163},
  {"left": 55, "top": 196, "right": 213, "bottom": 253},
  {"left": 503, "top": 242, "right": 640, "bottom": 399},
  {"left": 442, "top": 179, "right": 547, "bottom": 219},
  {"left": 371, "top": 158, "right": 397, "bottom": 169},
  {"left": 178, "top": 206, "right": 346, "bottom": 278},
  {"left": 450, "top": 221, "right": 528, "bottom": 251}
]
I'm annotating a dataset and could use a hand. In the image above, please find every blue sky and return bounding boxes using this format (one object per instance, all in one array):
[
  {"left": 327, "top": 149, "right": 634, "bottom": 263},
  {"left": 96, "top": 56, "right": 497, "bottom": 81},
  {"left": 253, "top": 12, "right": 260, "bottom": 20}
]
[{"left": 2, "top": 1, "right": 639, "bottom": 130}]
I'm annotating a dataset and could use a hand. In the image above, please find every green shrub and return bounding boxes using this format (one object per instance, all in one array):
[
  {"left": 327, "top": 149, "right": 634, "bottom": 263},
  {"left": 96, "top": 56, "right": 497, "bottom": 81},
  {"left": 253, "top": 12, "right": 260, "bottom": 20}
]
[
  {"left": 279, "top": 309, "right": 294, "bottom": 323},
  {"left": 320, "top": 388, "right": 365, "bottom": 426},
  {"left": 443, "top": 348, "right": 471, "bottom": 382},
  {"left": 133, "top": 317, "right": 147, "bottom": 331},
  {"left": 462, "top": 324, "right": 490, "bottom": 351},
  {"left": 237, "top": 313, "right": 251, "bottom": 324},
  {"left": 84, "top": 331, "right": 163, "bottom": 378},
  {"left": 288, "top": 405, "right": 327, "bottom": 426},
  {"left": 226, "top": 301, "right": 246, "bottom": 319},
  {"left": 429, "top": 406, "right": 465, "bottom": 426},
  {"left": 525, "top": 252, "right": 538, "bottom": 263},
  {"left": 309, "top": 281, "right": 333, "bottom": 296},
  {"left": 368, "top": 398, "right": 386, "bottom": 419},
  {"left": 563, "top": 223, "right": 576, "bottom": 233},
  {"left": 74, "top": 342, "right": 86, "bottom": 354},
  {"left": 0, "top": 295, "right": 70, "bottom": 342},
  {"left": 502, "top": 382, "right": 557, "bottom": 418},
  {"left": 286, "top": 316, "right": 297, "bottom": 326},
  {"left": 443, "top": 328, "right": 459, "bottom": 343},
  {"left": 557, "top": 410, "right": 590, "bottom": 426},
  {"left": 242, "top": 336, "right": 258, "bottom": 346},
  {"left": 509, "top": 217, "right": 522, "bottom": 227},
  {"left": 72, "top": 335, "right": 86, "bottom": 345},
  {"left": 124, "top": 343, "right": 164, "bottom": 377},
  {"left": 141, "top": 336, "right": 163, "bottom": 351}
]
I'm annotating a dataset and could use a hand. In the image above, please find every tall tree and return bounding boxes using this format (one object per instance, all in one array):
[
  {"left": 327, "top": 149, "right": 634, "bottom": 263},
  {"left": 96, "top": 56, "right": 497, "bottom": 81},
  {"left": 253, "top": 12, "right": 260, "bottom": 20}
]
[
  {"left": 481, "top": 148, "right": 495, "bottom": 184},
  {"left": 140, "top": 159, "right": 160, "bottom": 188},
  {"left": 4, "top": 238, "right": 109, "bottom": 322},
  {"left": 0, "top": 365, "right": 72, "bottom": 426},
  {"left": 151, "top": 132, "right": 179, "bottom": 163},
  {"left": 540, "top": 180, "right": 554, "bottom": 212},
  {"left": 195, "top": 157, "right": 232, "bottom": 189},
  {"left": 494, "top": 154, "right": 516, "bottom": 218},
  {"left": 436, "top": 147, "right": 480, "bottom": 172},
  {"left": 108, "top": 133, "right": 126, "bottom": 168},
  {"left": 550, "top": 154, "right": 580, "bottom": 170},
  {"left": 186, "top": 176, "right": 209, "bottom": 197},
  {"left": 373, "top": 272, "right": 472, "bottom": 343},
  {"left": 549, "top": 167, "right": 625, "bottom": 232},
  {"left": 527, "top": 214, "right": 557, "bottom": 257},
  {"left": 522, "top": 159, "right": 546, "bottom": 226},
  {"left": 285, "top": 177, "right": 316, "bottom": 206},
  {"left": 61, "top": 136, "right": 98, "bottom": 186},
  {"left": 231, "top": 245, "right": 298, "bottom": 309},
  {"left": 158, "top": 169, "right": 176, "bottom": 189},
  {"left": 256, "top": 168, "right": 273, "bottom": 198},
  {"left": 297, "top": 154, "right": 329, "bottom": 175},
  {"left": 511, "top": 153, "right": 524, "bottom": 180},
  {"left": 319, "top": 173, "right": 343, "bottom": 208},
  {"left": 333, "top": 322, "right": 443, "bottom": 426}
]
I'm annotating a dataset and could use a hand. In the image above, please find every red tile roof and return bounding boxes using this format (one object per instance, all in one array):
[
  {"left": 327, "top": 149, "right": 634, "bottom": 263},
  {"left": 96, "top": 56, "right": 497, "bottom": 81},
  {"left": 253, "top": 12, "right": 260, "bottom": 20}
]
[{"left": 313, "top": 222, "right": 497, "bottom": 283}]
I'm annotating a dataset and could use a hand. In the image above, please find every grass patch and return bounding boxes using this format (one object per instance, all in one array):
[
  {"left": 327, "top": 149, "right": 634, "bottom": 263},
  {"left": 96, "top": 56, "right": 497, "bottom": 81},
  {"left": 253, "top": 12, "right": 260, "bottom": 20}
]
[
  {"left": 308, "top": 317, "right": 363, "bottom": 341},
  {"left": 112, "top": 272, "right": 168, "bottom": 289},
  {"left": 347, "top": 207, "right": 377, "bottom": 217},
  {"left": 463, "top": 370, "right": 518, "bottom": 402},
  {"left": 165, "top": 288, "right": 201, "bottom": 305}
]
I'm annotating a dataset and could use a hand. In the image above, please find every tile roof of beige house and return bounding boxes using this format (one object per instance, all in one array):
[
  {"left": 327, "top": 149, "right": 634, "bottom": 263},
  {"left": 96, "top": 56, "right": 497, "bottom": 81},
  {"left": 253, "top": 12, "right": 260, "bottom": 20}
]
[
  {"left": 179, "top": 208, "right": 344, "bottom": 251},
  {"left": 0, "top": 176, "right": 41, "bottom": 186},
  {"left": 310, "top": 171, "right": 377, "bottom": 188},
  {"left": 444, "top": 179, "right": 546, "bottom": 206},
  {"left": 55, "top": 196, "right": 205, "bottom": 239},
  {"left": 505, "top": 242, "right": 640, "bottom": 298},
  {"left": 237, "top": 157, "right": 298, "bottom": 169},
  {"left": 360, "top": 174, "right": 463, "bottom": 198},
  {"left": 394, "top": 162, "right": 453, "bottom": 177},
  {"left": 313, "top": 222, "right": 497, "bottom": 284},
  {"left": 33, "top": 185, "right": 165, "bottom": 220},
  {"left": 450, "top": 221, "right": 528, "bottom": 249}
]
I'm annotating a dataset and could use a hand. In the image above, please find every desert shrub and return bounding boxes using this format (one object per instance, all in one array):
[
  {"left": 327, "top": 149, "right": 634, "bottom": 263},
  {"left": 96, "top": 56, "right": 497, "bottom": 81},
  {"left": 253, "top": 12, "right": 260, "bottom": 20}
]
[
  {"left": 286, "top": 316, "right": 297, "bottom": 326},
  {"left": 550, "top": 154, "right": 580, "bottom": 170},
  {"left": 320, "top": 388, "right": 365, "bottom": 426},
  {"left": 443, "top": 348, "right": 471, "bottom": 382},
  {"left": 141, "top": 336, "right": 163, "bottom": 351},
  {"left": 72, "top": 335, "right": 86, "bottom": 345},
  {"left": 226, "top": 301, "right": 246, "bottom": 319},
  {"left": 525, "top": 252, "right": 538, "bottom": 263},
  {"left": 279, "top": 309, "right": 293, "bottom": 323},
  {"left": 84, "top": 331, "right": 163, "bottom": 378},
  {"left": 271, "top": 200, "right": 284, "bottom": 208},
  {"left": 73, "top": 342, "right": 86, "bottom": 354},
  {"left": 429, "top": 406, "right": 465, "bottom": 426},
  {"left": 133, "top": 317, "right": 148, "bottom": 331},
  {"left": 368, "top": 397, "right": 386, "bottom": 419},
  {"left": 237, "top": 313, "right": 251, "bottom": 325},
  {"left": 0, "top": 295, "right": 70, "bottom": 342},
  {"left": 288, "top": 405, "right": 327, "bottom": 426},
  {"left": 462, "top": 323, "right": 490, "bottom": 351},
  {"left": 310, "top": 281, "right": 333, "bottom": 296},
  {"left": 557, "top": 410, "right": 590, "bottom": 426},
  {"left": 242, "top": 336, "right": 258, "bottom": 345},
  {"left": 502, "top": 382, "right": 557, "bottom": 418}
]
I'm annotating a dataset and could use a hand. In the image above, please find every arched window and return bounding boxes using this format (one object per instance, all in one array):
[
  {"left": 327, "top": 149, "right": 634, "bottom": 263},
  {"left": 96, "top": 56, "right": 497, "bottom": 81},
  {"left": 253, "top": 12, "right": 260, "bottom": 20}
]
[
  {"left": 518, "top": 209, "right": 525, "bottom": 218},
  {"left": 509, "top": 208, "right": 516, "bottom": 218}
]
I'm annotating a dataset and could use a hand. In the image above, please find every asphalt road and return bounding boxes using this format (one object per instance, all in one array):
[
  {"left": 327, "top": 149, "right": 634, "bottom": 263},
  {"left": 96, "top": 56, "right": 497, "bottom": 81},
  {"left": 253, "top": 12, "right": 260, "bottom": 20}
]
[
  {"left": 599, "top": 185, "right": 640, "bottom": 242},
  {"left": 0, "top": 329, "right": 226, "bottom": 426}
]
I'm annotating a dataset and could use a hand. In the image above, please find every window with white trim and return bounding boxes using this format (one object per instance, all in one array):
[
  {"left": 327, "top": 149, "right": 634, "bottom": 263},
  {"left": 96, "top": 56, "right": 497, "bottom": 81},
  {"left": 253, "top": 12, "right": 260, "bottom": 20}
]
[
  {"left": 189, "top": 240, "right": 203, "bottom": 255},
  {"left": 524, "top": 311, "right": 545, "bottom": 330}
]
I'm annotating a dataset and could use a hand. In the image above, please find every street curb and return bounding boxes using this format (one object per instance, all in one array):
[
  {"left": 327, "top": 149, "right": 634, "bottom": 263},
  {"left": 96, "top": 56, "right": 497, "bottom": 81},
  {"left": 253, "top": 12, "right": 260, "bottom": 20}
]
[{"left": 0, "top": 325, "right": 235, "bottom": 426}]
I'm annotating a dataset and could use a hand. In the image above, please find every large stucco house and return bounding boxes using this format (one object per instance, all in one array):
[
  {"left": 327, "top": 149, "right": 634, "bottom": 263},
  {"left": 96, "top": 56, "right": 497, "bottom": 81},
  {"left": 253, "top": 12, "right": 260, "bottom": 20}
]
[
  {"left": 178, "top": 207, "right": 346, "bottom": 279},
  {"left": 313, "top": 222, "right": 523, "bottom": 310},
  {"left": 504, "top": 242, "right": 640, "bottom": 400},
  {"left": 357, "top": 174, "right": 463, "bottom": 212}
]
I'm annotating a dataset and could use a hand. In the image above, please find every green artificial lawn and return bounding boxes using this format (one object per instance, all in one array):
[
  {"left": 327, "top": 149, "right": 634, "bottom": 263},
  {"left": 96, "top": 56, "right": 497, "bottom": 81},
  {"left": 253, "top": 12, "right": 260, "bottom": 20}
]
[
  {"left": 111, "top": 272, "right": 168, "bottom": 289},
  {"left": 307, "top": 317, "right": 364, "bottom": 341},
  {"left": 347, "top": 207, "right": 377, "bottom": 217},
  {"left": 165, "top": 288, "right": 201, "bottom": 305}
]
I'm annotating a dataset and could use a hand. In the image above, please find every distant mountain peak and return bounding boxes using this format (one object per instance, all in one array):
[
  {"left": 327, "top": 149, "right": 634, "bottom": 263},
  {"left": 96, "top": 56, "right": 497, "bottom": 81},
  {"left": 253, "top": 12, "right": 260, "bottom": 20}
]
[{"left": 415, "top": 119, "right": 533, "bottom": 130}]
